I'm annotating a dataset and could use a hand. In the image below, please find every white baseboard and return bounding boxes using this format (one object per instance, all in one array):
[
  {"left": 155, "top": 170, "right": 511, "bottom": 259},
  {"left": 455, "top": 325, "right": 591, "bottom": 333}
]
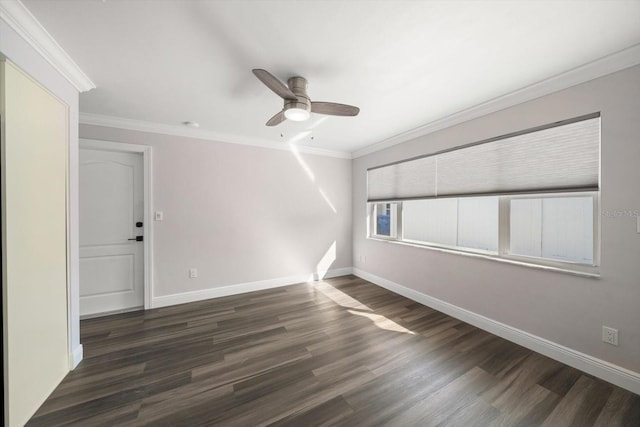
[
  {"left": 353, "top": 268, "right": 640, "bottom": 396},
  {"left": 80, "top": 305, "right": 143, "bottom": 320},
  {"left": 314, "top": 267, "right": 354, "bottom": 281},
  {"left": 152, "top": 267, "right": 354, "bottom": 309},
  {"left": 71, "top": 344, "right": 83, "bottom": 369}
]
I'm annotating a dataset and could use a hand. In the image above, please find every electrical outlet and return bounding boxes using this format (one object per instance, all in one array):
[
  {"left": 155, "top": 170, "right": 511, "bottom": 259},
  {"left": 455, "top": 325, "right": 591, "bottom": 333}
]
[
  {"left": 602, "top": 326, "right": 618, "bottom": 346},
  {"left": 155, "top": 211, "right": 164, "bottom": 221},
  {"left": 189, "top": 268, "right": 198, "bottom": 279}
]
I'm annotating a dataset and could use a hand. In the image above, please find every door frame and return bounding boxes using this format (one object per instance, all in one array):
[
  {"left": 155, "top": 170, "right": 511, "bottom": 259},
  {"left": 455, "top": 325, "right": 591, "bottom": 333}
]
[{"left": 79, "top": 138, "right": 153, "bottom": 310}]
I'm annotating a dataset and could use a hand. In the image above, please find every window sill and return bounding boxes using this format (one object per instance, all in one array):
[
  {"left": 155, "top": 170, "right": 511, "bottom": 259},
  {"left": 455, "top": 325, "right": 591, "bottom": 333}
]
[{"left": 367, "top": 237, "right": 601, "bottom": 279}]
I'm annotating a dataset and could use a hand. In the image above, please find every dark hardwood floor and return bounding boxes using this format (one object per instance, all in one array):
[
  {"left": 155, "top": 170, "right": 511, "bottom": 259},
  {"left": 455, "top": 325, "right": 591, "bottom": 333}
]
[{"left": 28, "top": 275, "right": 639, "bottom": 426}]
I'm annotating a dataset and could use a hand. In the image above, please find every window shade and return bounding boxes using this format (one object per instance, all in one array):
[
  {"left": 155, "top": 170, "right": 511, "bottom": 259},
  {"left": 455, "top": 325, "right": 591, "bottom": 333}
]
[
  {"left": 367, "top": 115, "right": 600, "bottom": 201},
  {"left": 367, "top": 156, "right": 437, "bottom": 200}
]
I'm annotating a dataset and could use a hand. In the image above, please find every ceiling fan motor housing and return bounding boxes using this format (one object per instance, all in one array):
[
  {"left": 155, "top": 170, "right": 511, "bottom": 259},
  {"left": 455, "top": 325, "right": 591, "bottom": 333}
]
[{"left": 285, "top": 76, "right": 311, "bottom": 113}]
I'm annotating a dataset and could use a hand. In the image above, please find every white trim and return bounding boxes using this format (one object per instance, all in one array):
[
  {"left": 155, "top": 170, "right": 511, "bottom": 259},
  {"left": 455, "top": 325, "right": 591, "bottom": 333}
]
[
  {"left": 152, "top": 267, "right": 354, "bottom": 309},
  {"left": 79, "top": 138, "right": 154, "bottom": 310},
  {"left": 352, "top": 268, "right": 640, "bottom": 395},
  {"left": 70, "top": 344, "right": 83, "bottom": 369},
  {"left": 0, "top": 0, "right": 95, "bottom": 92},
  {"left": 144, "top": 147, "right": 153, "bottom": 310},
  {"left": 80, "top": 305, "right": 143, "bottom": 320},
  {"left": 367, "top": 237, "right": 600, "bottom": 280},
  {"left": 79, "top": 113, "right": 352, "bottom": 160},
  {"left": 313, "top": 267, "right": 353, "bottom": 281},
  {"left": 352, "top": 44, "right": 640, "bottom": 158}
]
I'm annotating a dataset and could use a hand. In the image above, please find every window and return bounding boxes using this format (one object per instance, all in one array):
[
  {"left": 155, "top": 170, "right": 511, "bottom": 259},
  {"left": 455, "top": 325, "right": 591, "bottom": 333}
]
[
  {"left": 404, "top": 198, "right": 458, "bottom": 247},
  {"left": 403, "top": 197, "right": 498, "bottom": 253},
  {"left": 508, "top": 195, "right": 595, "bottom": 265},
  {"left": 372, "top": 202, "right": 398, "bottom": 238},
  {"left": 368, "top": 193, "right": 597, "bottom": 271},
  {"left": 366, "top": 114, "right": 600, "bottom": 273}
]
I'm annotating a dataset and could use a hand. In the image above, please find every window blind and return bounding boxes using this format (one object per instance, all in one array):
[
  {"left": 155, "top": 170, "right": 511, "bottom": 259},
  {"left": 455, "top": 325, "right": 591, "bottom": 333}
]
[
  {"left": 367, "top": 156, "right": 437, "bottom": 200},
  {"left": 367, "top": 114, "right": 600, "bottom": 201}
]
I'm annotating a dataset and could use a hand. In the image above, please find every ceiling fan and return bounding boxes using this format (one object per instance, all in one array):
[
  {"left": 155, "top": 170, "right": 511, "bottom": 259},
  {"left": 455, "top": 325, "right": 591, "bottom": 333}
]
[{"left": 252, "top": 69, "right": 360, "bottom": 126}]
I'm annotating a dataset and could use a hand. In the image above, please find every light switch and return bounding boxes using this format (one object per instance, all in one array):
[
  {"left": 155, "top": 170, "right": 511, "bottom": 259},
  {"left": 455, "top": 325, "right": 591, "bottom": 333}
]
[{"left": 155, "top": 211, "right": 163, "bottom": 221}]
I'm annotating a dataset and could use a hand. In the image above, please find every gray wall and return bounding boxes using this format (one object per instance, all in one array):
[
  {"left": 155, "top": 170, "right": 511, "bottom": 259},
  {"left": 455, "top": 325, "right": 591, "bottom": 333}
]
[
  {"left": 80, "top": 125, "right": 353, "bottom": 297},
  {"left": 352, "top": 65, "right": 640, "bottom": 373}
]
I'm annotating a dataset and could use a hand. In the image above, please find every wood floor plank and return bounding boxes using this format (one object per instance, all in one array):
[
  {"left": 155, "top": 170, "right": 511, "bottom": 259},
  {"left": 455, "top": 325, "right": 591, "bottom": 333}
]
[
  {"left": 541, "top": 375, "right": 614, "bottom": 426},
  {"left": 26, "top": 275, "right": 639, "bottom": 426},
  {"left": 488, "top": 383, "right": 560, "bottom": 427},
  {"left": 382, "top": 366, "right": 498, "bottom": 426},
  {"left": 594, "top": 388, "right": 640, "bottom": 427},
  {"left": 267, "top": 395, "right": 354, "bottom": 427}
]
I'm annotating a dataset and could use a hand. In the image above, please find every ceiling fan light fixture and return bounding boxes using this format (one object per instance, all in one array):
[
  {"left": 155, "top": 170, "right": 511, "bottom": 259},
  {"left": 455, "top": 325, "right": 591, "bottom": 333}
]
[{"left": 284, "top": 107, "right": 310, "bottom": 122}]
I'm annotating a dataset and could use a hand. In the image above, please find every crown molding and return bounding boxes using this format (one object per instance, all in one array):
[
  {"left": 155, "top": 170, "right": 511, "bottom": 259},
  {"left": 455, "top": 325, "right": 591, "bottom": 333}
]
[
  {"left": 79, "top": 113, "right": 353, "bottom": 159},
  {"left": 352, "top": 44, "right": 640, "bottom": 158},
  {"left": 0, "top": 0, "right": 95, "bottom": 92}
]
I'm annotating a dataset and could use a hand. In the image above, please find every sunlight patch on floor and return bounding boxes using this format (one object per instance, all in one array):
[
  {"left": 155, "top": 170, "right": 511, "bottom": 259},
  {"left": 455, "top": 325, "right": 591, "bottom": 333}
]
[
  {"left": 314, "top": 281, "right": 370, "bottom": 311},
  {"left": 348, "top": 309, "right": 415, "bottom": 335},
  {"left": 314, "top": 281, "right": 414, "bottom": 335}
]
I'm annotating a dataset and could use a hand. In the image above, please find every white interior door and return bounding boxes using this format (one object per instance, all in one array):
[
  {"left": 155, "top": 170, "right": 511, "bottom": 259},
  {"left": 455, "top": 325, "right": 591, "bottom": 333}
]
[{"left": 79, "top": 148, "right": 144, "bottom": 317}]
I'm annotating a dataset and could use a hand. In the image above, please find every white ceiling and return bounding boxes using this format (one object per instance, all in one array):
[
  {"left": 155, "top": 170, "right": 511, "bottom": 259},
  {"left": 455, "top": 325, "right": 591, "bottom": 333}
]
[{"left": 21, "top": 0, "right": 640, "bottom": 155}]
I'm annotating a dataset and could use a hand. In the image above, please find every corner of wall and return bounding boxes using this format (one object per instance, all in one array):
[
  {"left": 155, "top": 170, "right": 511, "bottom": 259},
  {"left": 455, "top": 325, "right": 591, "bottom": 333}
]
[{"left": 71, "top": 344, "right": 83, "bottom": 369}]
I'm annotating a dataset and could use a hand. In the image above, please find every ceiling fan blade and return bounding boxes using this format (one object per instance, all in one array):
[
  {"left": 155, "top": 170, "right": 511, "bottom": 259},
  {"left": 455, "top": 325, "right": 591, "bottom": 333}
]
[
  {"left": 252, "top": 69, "right": 298, "bottom": 101},
  {"left": 266, "top": 110, "right": 286, "bottom": 126},
  {"left": 311, "top": 102, "right": 360, "bottom": 116}
]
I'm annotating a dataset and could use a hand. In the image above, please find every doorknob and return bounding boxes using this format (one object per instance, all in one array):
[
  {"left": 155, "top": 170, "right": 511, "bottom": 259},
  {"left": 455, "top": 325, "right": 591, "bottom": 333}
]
[
  {"left": 128, "top": 236, "right": 144, "bottom": 242},
  {"left": 136, "top": 222, "right": 143, "bottom": 228}
]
